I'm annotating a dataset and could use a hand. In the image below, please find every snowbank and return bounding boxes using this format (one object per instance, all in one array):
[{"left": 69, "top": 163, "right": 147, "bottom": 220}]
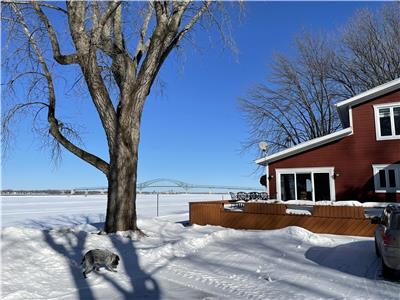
[{"left": 2, "top": 218, "right": 399, "bottom": 300}]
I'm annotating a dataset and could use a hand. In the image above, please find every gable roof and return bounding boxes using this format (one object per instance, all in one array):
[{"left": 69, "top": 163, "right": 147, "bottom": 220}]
[
  {"left": 256, "top": 78, "right": 400, "bottom": 166},
  {"left": 336, "top": 78, "right": 400, "bottom": 127}
]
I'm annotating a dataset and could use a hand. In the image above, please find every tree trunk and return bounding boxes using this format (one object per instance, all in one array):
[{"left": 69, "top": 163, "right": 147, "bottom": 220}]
[{"left": 104, "top": 120, "right": 140, "bottom": 233}]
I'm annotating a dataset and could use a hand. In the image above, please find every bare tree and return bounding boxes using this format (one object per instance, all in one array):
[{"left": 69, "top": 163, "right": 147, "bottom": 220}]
[
  {"left": 331, "top": 3, "right": 400, "bottom": 98},
  {"left": 2, "top": 1, "right": 236, "bottom": 233},
  {"left": 241, "top": 33, "right": 341, "bottom": 153},
  {"left": 241, "top": 3, "right": 400, "bottom": 154}
]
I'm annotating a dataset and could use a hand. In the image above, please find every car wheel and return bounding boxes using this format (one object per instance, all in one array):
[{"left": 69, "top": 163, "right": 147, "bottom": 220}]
[
  {"left": 375, "top": 240, "right": 381, "bottom": 257},
  {"left": 382, "top": 259, "right": 392, "bottom": 279}
]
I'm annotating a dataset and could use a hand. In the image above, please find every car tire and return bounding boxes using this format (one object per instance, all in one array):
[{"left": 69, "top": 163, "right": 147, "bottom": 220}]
[
  {"left": 375, "top": 240, "right": 381, "bottom": 257},
  {"left": 382, "top": 259, "right": 392, "bottom": 279}
]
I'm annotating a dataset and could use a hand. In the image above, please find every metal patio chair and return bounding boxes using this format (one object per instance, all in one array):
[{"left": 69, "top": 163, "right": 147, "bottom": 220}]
[
  {"left": 259, "top": 192, "right": 269, "bottom": 200},
  {"left": 229, "top": 192, "right": 238, "bottom": 201},
  {"left": 249, "top": 192, "right": 260, "bottom": 201}
]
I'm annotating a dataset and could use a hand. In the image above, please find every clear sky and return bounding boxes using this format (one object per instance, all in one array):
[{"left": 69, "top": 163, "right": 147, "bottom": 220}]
[{"left": 1, "top": 1, "right": 383, "bottom": 190}]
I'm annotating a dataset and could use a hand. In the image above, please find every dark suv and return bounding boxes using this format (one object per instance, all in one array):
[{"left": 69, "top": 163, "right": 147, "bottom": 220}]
[{"left": 372, "top": 204, "right": 400, "bottom": 278}]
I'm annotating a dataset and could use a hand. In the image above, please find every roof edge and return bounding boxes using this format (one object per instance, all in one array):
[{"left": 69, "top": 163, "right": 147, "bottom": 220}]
[
  {"left": 255, "top": 127, "right": 353, "bottom": 166},
  {"left": 336, "top": 78, "right": 400, "bottom": 109}
]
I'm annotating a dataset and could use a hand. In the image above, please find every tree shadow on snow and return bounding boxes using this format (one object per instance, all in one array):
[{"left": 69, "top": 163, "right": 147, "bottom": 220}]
[
  {"left": 26, "top": 214, "right": 105, "bottom": 230},
  {"left": 106, "top": 233, "right": 161, "bottom": 299},
  {"left": 42, "top": 227, "right": 96, "bottom": 300},
  {"left": 38, "top": 216, "right": 160, "bottom": 300},
  {"left": 305, "top": 240, "right": 381, "bottom": 280}
]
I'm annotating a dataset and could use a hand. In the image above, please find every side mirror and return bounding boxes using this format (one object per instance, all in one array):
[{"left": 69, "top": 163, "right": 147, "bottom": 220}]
[{"left": 371, "top": 216, "right": 381, "bottom": 224}]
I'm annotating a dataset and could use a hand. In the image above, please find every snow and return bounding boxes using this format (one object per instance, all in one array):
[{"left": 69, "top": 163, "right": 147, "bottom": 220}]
[
  {"left": 285, "top": 208, "right": 312, "bottom": 216},
  {"left": 1, "top": 195, "right": 399, "bottom": 299},
  {"left": 1, "top": 194, "right": 228, "bottom": 228}
]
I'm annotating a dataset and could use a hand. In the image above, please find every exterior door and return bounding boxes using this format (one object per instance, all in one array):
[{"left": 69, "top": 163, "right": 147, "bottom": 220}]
[
  {"left": 313, "top": 173, "right": 331, "bottom": 201},
  {"left": 296, "top": 173, "right": 312, "bottom": 200},
  {"left": 277, "top": 168, "right": 335, "bottom": 201}
]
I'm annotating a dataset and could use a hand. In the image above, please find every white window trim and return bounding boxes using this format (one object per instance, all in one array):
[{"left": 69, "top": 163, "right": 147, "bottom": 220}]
[
  {"left": 372, "top": 164, "right": 400, "bottom": 193},
  {"left": 374, "top": 102, "right": 400, "bottom": 141},
  {"left": 276, "top": 167, "right": 336, "bottom": 202}
]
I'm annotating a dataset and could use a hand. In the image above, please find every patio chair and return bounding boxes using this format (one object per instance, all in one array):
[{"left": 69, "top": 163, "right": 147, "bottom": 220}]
[
  {"left": 248, "top": 192, "right": 259, "bottom": 201},
  {"left": 229, "top": 192, "right": 238, "bottom": 201},
  {"left": 237, "top": 192, "right": 249, "bottom": 201},
  {"left": 234, "top": 192, "right": 249, "bottom": 208}
]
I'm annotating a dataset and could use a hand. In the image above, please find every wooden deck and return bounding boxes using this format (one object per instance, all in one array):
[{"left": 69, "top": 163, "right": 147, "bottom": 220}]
[{"left": 189, "top": 201, "right": 377, "bottom": 237}]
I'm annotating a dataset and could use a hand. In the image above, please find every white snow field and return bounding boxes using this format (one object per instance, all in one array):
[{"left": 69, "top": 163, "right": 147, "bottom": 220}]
[
  {"left": 1, "top": 194, "right": 228, "bottom": 228},
  {"left": 1, "top": 195, "right": 400, "bottom": 299}
]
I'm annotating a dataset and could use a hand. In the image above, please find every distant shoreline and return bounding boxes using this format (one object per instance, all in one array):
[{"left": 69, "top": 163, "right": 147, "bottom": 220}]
[{"left": 1, "top": 190, "right": 233, "bottom": 196}]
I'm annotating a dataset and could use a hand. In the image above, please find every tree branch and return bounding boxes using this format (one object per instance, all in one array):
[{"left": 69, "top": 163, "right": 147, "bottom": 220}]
[
  {"left": 99, "top": 1, "right": 121, "bottom": 30},
  {"left": 133, "top": 2, "right": 153, "bottom": 68},
  {"left": 10, "top": 2, "right": 110, "bottom": 176},
  {"left": 32, "top": 2, "right": 78, "bottom": 65},
  {"left": 175, "top": 1, "right": 212, "bottom": 44},
  {"left": 67, "top": 1, "right": 118, "bottom": 152},
  {"left": 5, "top": 1, "right": 68, "bottom": 14}
]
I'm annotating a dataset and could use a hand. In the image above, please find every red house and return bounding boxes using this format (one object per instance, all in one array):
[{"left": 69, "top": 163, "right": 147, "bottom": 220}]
[{"left": 256, "top": 79, "right": 400, "bottom": 203}]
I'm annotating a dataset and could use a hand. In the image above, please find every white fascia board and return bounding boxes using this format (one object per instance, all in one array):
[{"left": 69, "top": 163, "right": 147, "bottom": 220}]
[
  {"left": 335, "top": 78, "right": 400, "bottom": 127},
  {"left": 336, "top": 78, "right": 400, "bottom": 108},
  {"left": 255, "top": 127, "right": 353, "bottom": 166}
]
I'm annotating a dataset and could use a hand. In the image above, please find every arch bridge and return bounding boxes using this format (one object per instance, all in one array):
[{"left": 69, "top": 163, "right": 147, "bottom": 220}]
[
  {"left": 136, "top": 178, "right": 262, "bottom": 192},
  {"left": 74, "top": 178, "right": 263, "bottom": 194}
]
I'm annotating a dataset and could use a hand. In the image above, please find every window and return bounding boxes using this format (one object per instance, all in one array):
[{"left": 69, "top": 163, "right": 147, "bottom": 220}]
[
  {"left": 372, "top": 164, "right": 400, "bottom": 193},
  {"left": 277, "top": 167, "right": 335, "bottom": 201},
  {"left": 379, "top": 169, "right": 386, "bottom": 188},
  {"left": 374, "top": 103, "right": 400, "bottom": 140}
]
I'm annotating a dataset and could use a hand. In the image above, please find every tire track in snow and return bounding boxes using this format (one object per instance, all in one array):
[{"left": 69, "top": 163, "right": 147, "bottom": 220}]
[{"left": 140, "top": 229, "right": 276, "bottom": 299}]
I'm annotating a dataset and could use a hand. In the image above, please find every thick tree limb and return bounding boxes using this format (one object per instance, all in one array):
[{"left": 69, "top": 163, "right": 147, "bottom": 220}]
[
  {"left": 67, "top": 1, "right": 118, "bottom": 151},
  {"left": 98, "top": 1, "right": 121, "bottom": 30},
  {"left": 133, "top": 2, "right": 153, "bottom": 68},
  {"left": 175, "top": 1, "right": 212, "bottom": 44},
  {"left": 4, "top": 1, "right": 68, "bottom": 14},
  {"left": 32, "top": 2, "right": 78, "bottom": 65},
  {"left": 10, "top": 2, "right": 109, "bottom": 176}
]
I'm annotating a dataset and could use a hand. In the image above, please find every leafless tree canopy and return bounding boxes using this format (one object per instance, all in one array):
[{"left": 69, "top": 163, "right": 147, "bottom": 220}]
[
  {"left": 241, "top": 3, "right": 400, "bottom": 155},
  {"left": 333, "top": 4, "right": 400, "bottom": 96},
  {"left": 1, "top": 1, "right": 237, "bottom": 233}
]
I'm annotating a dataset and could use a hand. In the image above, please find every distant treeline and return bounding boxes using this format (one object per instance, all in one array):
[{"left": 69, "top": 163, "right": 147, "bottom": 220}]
[{"left": 1, "top": 189, "right": 103, "bottom": 196}]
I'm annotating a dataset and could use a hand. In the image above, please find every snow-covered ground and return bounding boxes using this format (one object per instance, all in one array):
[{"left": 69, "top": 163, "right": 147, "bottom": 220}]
[
  {"left": 1, "top": 194, "right": 228, "bottom": 228},
  {"left": 1, "top": 195, "right": 399, "bottom": 299}
]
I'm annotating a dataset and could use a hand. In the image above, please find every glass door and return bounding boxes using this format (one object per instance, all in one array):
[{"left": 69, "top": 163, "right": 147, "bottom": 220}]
[
  {"left": 281, "top": 174, "right": 295, "bottom": 200},
  {"left": 278, "top": 169, "right": 334, "bottom": 201},
  {"left": 313, "top": 173, "right": 331, "bottom": 201},
  {"left": 296, "top": 173, "right": 312, "bottom": 200}
]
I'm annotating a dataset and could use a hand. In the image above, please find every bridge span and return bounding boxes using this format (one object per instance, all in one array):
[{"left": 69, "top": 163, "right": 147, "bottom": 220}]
[{"left": 74, "top": 178, "right": 263, "bottom": 194}]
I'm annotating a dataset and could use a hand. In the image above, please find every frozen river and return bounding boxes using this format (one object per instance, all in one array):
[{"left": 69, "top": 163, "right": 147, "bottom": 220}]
[{"left": 1, "top": 194, "right": 228, "bottom": 228}]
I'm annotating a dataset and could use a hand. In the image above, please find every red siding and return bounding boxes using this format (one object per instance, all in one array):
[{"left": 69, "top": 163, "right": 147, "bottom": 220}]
[{"left": 269, "top": 89, "right": 400, "bottom": 202}]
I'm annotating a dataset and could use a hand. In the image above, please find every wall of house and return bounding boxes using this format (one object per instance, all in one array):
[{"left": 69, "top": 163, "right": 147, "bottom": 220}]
[{"left": 268, "top": 89, "right": 400, "bottom": 202}]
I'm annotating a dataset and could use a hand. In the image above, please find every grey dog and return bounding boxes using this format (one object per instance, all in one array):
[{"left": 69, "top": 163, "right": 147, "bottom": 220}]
[{"left": 81, "top": 249, "right": 120, "bottom": 278}]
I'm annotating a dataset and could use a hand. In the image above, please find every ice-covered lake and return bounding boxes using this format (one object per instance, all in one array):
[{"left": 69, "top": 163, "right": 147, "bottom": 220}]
[{"left": 1, "top": 194, "right": 228, "bottom": 228}]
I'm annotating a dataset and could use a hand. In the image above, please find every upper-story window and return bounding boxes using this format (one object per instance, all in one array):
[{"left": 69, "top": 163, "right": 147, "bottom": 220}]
[{"left": 374, "top": 102, "right": 400, "bottom": 140}]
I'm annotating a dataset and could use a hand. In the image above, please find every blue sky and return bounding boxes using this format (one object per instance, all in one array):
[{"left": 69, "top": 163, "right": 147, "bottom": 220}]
[{"left": 2, "top": 1, "right": 383, "bottom": 190}]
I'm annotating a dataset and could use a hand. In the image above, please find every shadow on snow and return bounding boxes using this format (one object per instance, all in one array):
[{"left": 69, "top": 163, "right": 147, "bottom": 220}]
[
  {"left": 32, "top": 216, "right": 160, "bottom": 300},
  {"left": 305, "top": 240, "right": 400, "bottom": 282}
]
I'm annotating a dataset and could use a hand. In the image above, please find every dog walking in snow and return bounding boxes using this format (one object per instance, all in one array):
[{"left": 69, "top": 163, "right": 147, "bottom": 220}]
[{"left": 81, "top": 249, "right": 120, "bottom": 278}]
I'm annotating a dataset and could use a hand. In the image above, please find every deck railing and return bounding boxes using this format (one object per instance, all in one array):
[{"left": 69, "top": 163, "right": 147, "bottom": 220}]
[{"left": 189, "top": 201, "right": 377, "bottom": 237}]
